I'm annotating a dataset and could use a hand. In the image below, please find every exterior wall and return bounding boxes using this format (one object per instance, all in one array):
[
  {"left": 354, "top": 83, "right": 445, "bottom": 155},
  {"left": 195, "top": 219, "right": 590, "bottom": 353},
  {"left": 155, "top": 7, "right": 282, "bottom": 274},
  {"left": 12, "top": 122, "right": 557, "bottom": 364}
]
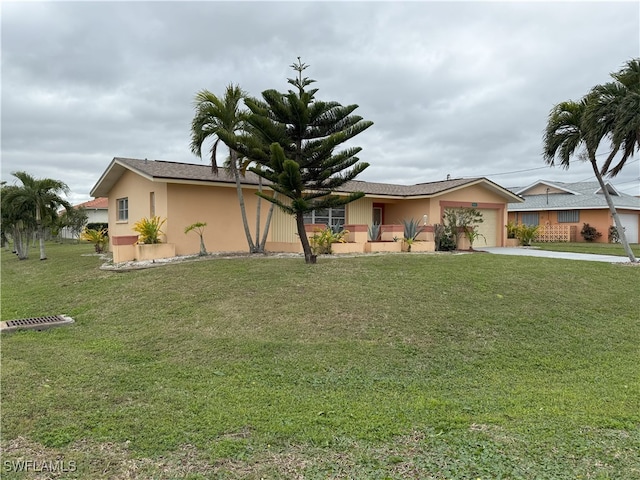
[
  {"left": 107, "top": 171, "right": 168, "bottom": 244},
  {"left": 107, "top": 173, "right": 277, "bottom": 255},
  {"left": 105, "top": 173, "right": 517, "bottom": 254},
  {"left": 270, "top": 205, "right": 297, "bottom": 243},
  {"left": 436, "top": 184, "right": 509, "bottom": 247},
  {"left": 348, "top": 197, "right": 374, "bottom": 224},
  {"left": 267, "top": 196, "right": 373, "bottom": 245},
  {"left": 166, "top": 183, "right": 272, "bottom": 255},
  {"left": 383, "top": 198, "right": 430, "bottom": 226},
  {"left": 87, "top": 209, "right": 108, "bottom": 225},
  {"left": 508, "top": 209, "right": 627, "bottom": 243}
]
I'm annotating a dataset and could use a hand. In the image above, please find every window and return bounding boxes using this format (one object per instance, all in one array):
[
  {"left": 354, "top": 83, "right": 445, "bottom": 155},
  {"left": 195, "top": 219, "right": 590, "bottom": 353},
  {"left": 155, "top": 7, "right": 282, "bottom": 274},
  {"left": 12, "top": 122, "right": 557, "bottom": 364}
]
[
  {"left": 557, "top": 210, "right": 579, "bottom": 223},
  {"left": 303, "top": 206, "right": 346, "bottom": 228},
  {"left": 117, "top": 197, "right": 128, "bottom": 221},
  {"left": 521, "top": 212, "right": 539, "bottom": 226}
]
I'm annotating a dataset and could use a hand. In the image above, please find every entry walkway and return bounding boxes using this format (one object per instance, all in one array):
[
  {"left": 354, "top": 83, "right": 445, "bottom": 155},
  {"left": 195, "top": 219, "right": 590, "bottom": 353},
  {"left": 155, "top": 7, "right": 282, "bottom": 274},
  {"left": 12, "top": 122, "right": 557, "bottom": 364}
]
[{"left": 477, "top": 247, "right": 632, "bottom": 263}]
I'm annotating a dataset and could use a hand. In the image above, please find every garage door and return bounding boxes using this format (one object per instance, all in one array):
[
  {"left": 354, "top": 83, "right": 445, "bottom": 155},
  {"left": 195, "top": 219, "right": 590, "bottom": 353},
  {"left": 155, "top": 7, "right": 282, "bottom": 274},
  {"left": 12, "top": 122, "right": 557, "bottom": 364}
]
[
  {"left": 475, "top": 209, "right": 498, "bottom": 247},
  {"left": 618, "top": 214, "right": 639, "bottom": 244}
]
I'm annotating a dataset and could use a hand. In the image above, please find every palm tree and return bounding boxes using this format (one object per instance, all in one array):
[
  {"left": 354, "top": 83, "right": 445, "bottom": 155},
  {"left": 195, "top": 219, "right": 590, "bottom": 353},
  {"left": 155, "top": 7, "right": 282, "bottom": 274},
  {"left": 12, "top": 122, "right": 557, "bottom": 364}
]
[
  {"left": 543, "top": 98, "right": 637, "bottom": 262},
  {"left": 586, "top": 58, "right": 640, "bottom": 178},
  {"left": 190, "top": 84, "right": 274, "bottom": 253},
  {"left": 1, "top": 183, "right": 35, "bottom": 259},
  {"left": 2, "top": 172, "right": 71, "bottom": 260}
]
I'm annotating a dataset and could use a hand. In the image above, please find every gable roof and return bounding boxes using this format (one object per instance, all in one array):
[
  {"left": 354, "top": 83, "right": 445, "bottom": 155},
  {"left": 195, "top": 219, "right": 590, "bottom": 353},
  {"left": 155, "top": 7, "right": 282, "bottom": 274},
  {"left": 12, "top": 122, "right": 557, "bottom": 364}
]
[
  {"left": 508, "top": 180, "right": 640, "bottom": 211},
  {"left": 90, "top": 157, "right": 523, "bottom": 202}
]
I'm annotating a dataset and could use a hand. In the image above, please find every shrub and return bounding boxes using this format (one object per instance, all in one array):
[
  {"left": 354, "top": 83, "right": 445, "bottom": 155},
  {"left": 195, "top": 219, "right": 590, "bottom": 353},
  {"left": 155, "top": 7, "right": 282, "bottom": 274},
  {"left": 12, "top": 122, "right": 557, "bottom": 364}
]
[
  {"left": 133, "top": 216, "right": 166, "bottom": 244},
  {"left": 580, "top": 223, "right": 602, "bottom": 242},
  {"left": 515, "top": 224, "right": 539, "bottom": 246},
  {"left": 443, "top": 207, "right": 483, "bottom": 248},
  {"left": 608, "top": 225, "right": 623, "bottom": 243},
  {"left": 434, "top": 223, "right": 456, "bottom": 251},
  {"left": 309, "top": 226, "right": 348, "bottom": 255},
  {"left": 506, "top": 221, "right": 518, "bottom": 239},
  {"left": 80, "top": 227, "right": 108, "bottom": 253}
]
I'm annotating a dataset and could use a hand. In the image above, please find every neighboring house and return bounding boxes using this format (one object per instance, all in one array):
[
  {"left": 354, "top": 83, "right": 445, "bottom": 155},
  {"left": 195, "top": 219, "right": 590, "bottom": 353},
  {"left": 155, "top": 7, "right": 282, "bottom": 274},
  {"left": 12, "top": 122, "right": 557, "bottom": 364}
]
[
  {"left": 507, "top": 180, "right": 640, "bottom": 243},
  {"left": 59, "top": 197, "right": 109, "bottom": 240},
  {"left": 90, "top": 157, "right": 523, "bottom": 259}
]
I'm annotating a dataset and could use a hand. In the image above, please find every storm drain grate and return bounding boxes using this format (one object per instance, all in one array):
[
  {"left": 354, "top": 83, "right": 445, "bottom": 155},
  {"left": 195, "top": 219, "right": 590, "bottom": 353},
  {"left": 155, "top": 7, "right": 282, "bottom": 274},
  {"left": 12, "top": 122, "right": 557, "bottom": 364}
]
[{"left": 1, "top": 315, "right": 74, "bottom": 333}]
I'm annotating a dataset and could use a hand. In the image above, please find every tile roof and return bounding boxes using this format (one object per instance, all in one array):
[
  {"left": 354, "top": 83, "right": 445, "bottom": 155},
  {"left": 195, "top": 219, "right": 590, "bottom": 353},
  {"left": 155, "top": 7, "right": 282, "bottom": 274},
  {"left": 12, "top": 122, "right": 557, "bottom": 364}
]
[
  {"left": 508, "top": 180, "right": 640, "bottom": 211},
  {"left": 76, "top": 197, "right": 108, "bottom": 209},
  {"left": 90, "top": 157, "right": 522, "bottom": 201}
]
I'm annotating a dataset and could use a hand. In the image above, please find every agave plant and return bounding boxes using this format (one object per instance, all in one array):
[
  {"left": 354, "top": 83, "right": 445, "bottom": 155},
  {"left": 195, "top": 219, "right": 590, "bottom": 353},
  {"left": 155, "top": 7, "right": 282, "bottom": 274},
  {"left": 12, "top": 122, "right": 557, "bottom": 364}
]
[
  {"left": 133, "top": 216, "right": 166, "bottom": 244},
  {"left": 401, "top": 217, "right": 425, "bottom": 252},
  {"left": 368, "top": 222, "right": 381, "bottom": 242}
]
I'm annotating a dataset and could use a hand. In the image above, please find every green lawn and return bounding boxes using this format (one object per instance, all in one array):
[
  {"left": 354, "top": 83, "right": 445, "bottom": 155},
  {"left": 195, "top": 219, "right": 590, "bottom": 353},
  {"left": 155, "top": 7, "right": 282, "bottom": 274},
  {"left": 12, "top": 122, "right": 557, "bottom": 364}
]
[
  {"left": 532, "top": 241, "right": 640, "bottom": 257},
  {"left": 1, "top": 243, "right": 639, "bottom": 479}
]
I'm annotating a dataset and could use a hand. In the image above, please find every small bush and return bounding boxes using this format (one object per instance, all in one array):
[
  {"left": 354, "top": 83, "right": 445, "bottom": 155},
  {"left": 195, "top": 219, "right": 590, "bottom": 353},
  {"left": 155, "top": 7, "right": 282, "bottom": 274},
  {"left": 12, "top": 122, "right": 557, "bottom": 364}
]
[
  {"left": 515, "top": 224, "right": 539, "bottom": 246},
  {"left": 580, "top": 223, "right": 602, "bottom": 242},
  {"left": 133, "top": 216, "right": 166, "bottom": 244},
  {"left": 434, "top": 223, "right": 456, "bottom": 251},
  {"left": 309, "top": 226, "right": 348, "bottom": 254},
  {"left": 506, "top": 222, "right": 518, "bottom": 239},
  {"left": 608, "top": 225, "right": 622, "bottom": 243},
  {"left": 80, "top": 227, "right": 108, "bottom": 253}
]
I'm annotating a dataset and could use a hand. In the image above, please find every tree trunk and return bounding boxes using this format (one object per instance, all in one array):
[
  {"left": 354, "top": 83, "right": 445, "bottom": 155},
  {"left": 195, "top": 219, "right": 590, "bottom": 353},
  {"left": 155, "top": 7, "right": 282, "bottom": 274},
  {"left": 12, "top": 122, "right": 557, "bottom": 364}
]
[
  {"left": 589, "top": 156, "right": 636, "bottom": 262},
  {"left": 259, "top": 196, "right": 277, "bottom": 252},
  {"left": 254, "top": 178, "right": 263, "bottom": 253},
  {"left": 14, "top": 225, "right": 28, "bottom": 260},
  {"left": 37, "top": 225, "right": 47, "bottom": 260},
  {"left": 295, "top": 211, "right": 316, "bottom": 264},
  {"left": 231, "top": 151, "right": 256, "bottom": 253},
  {"left": 199, "top": 235, "right": 207, "bottom": 256}
]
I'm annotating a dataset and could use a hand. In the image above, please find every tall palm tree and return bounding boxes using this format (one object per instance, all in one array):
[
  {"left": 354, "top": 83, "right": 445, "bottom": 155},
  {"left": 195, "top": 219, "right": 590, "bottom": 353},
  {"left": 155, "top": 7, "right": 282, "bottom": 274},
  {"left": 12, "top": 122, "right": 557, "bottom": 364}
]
[
  {"left": 543, "top": 98, "right": 636, "bottom": 262},
  {"left": 190, "top": 84, "right": 275, "bottom": 253},
  {"left": 3, "top": 171, "right": 71, "bottom": 260},
  {"left": 586, "top": 58, "right": 640, "bottom": 178}
]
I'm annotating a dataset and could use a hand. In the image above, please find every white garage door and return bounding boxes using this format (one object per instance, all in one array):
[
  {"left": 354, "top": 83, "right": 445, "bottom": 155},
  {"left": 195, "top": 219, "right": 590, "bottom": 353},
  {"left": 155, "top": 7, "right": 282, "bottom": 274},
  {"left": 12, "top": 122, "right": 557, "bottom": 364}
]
[
  {"left": 618, "top": 214, "right": 639, "bottom": 244},
  {"left": 475, "top": 209, "right": 498, "bottom": 247}
]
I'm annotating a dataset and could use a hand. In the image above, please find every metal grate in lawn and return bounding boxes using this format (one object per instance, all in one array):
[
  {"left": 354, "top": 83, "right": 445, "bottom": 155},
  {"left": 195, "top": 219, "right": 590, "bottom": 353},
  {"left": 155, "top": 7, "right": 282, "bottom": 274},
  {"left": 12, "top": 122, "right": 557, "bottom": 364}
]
[{"left": 1, "top": 315, "right": 75, "bottom": 333}]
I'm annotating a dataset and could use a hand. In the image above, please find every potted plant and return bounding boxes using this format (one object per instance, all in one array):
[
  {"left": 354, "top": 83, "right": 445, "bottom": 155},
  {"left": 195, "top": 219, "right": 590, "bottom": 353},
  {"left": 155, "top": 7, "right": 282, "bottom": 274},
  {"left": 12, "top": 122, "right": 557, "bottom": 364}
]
[{"left": 132, "top": 216, "right": 175, "bottom": 261}]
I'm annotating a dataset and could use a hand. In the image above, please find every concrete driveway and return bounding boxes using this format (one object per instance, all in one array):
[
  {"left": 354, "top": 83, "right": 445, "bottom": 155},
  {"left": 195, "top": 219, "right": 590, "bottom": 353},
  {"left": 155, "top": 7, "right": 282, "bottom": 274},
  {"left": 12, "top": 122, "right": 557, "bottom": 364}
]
[{"left": 477, "top": 247, "right": 633, "bottom": 263}]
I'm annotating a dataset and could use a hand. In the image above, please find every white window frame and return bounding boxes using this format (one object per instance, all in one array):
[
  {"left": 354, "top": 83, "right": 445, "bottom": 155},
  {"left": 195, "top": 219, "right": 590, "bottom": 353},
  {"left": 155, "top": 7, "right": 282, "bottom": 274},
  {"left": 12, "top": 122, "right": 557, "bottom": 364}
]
[
  {"left": 303, "top": 206, "right": 346, "bottom": 227},
  {"left": 117, "top": 197, "right": 128, "bottom": 222}
]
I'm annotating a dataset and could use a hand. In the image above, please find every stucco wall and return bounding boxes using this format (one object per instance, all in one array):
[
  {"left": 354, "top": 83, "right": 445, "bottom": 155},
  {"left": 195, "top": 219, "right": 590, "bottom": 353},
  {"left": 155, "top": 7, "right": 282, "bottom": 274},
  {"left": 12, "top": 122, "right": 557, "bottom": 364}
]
[
  {"left": 508, "top": 208, "right": 639, "bottom": 243},
  {"left": 166, "top": 183, "right": 273, "bottom": 255},
  {"left": 435, "top": 184, "right": 509, "bottom": 246},
  {"left": 107, "top": 171, "right": 168, "bottom": 243}
]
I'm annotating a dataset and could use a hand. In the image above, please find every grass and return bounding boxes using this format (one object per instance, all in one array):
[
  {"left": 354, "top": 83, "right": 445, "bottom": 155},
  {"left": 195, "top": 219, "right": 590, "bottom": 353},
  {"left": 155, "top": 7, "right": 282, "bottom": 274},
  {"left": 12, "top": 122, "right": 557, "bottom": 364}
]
[
  {"left": 532, "top": 241, "right": 640, "bottom": 257},
  {"left": 1, "top": 243, "right": 639, "bottom": 479}
]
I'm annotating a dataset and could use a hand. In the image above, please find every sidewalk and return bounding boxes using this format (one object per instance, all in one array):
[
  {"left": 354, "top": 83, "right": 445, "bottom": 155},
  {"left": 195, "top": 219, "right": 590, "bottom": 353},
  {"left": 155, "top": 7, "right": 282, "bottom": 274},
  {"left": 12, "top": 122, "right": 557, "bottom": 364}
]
[{"left": 477, "top": 247, "right": 633, "bottom": 263}]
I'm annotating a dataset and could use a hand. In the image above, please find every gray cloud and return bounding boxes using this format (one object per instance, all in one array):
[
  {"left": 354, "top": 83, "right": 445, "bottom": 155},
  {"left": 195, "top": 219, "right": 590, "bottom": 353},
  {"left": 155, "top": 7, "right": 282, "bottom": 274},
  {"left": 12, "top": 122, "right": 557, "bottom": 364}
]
[{"left": 2, "top": 1, "right": 639, "bottom": 203}]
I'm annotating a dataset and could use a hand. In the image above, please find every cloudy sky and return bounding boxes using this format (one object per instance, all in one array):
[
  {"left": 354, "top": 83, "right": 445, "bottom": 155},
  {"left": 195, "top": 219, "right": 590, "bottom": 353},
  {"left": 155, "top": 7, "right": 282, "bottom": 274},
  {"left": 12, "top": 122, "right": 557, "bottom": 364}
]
[{"left": 2, "top": 1, "right": 639, "bottom": 204}]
